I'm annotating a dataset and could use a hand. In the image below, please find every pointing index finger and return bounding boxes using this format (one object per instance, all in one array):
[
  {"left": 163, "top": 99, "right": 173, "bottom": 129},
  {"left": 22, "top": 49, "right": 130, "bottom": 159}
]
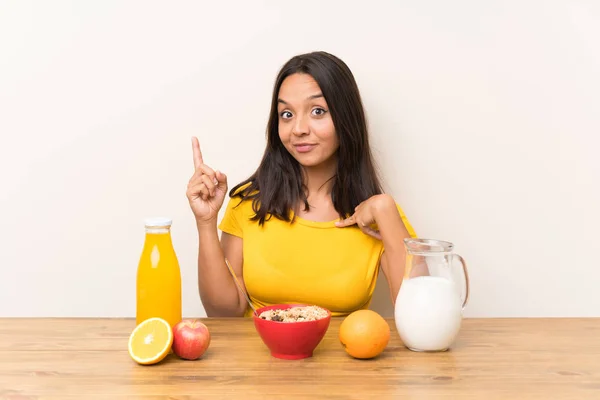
[
  {"left": 192, "top": 136, "right": 204, "bottom": 169},
  {"left": 335, "top": 215, "right": 356, "bottom": 228}
]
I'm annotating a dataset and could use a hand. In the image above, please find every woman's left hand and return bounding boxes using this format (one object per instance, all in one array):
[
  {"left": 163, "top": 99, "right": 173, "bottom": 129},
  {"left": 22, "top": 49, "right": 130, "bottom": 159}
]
[{"left": 335, "top": 194, "right": 396, "bottom": 240}]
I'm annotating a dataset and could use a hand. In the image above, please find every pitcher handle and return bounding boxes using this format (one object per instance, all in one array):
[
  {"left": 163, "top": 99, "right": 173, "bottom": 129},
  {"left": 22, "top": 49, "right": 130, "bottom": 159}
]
[{"left": 455, "top": 254, "right": 470, "bottom": 309}]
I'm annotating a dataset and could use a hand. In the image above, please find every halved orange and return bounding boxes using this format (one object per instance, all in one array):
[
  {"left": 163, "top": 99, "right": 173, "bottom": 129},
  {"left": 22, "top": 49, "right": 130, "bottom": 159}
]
[{"left": 128, "top": 317, "right": 173, "bottom": 365}]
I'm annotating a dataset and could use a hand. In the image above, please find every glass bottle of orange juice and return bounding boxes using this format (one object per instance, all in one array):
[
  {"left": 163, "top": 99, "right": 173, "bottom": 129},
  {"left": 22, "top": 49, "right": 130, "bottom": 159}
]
[{"left": 136, "top": 217, "right": 182, "bottom": 328}]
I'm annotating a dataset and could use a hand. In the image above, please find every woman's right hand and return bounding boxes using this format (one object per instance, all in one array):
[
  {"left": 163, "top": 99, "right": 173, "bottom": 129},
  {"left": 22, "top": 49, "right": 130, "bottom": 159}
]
[{"left": 186, "top": 137, "right": 228, "bottom": 225}]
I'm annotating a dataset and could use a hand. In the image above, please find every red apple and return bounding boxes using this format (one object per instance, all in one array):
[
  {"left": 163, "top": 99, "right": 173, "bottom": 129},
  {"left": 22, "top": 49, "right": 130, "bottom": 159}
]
[{"left": 172, "top": 319, "right": 211, "bottom": 360}]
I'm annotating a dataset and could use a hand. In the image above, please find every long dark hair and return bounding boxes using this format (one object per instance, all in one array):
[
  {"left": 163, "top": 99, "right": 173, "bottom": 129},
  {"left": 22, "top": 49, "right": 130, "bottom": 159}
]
[{"left": 229, "top": 51, "right": 383, "bottom": 225}]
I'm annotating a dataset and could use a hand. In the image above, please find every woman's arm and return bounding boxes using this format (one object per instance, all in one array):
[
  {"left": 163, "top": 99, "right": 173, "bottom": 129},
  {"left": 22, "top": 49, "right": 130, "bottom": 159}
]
[
  {"left": 335, "top": 194, "right": 411, "bottom": 305},
  {"left": 196, "top": 223, "right": 247, "bottom": 317},
  {"left": 372, "top": 196, "right": 411, "bottom": 305},
  {"left": 186, "top": 136, "right": 247, "bottom": 317}
]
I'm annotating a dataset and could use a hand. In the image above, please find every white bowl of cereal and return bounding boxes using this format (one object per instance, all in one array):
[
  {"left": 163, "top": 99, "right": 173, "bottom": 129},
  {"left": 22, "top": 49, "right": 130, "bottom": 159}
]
[{"left": 253, "top": 304, "right": 331, "bottom": 360}]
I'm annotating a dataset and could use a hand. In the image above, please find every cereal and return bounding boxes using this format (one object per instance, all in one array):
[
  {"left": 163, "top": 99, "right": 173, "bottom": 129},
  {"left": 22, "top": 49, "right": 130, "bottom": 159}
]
[{"left": 259, "top": 305, "right": 328, "bottom": 322}]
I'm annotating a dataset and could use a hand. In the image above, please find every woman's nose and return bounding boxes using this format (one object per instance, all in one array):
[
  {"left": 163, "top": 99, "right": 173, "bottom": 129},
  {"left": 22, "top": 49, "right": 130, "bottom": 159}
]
[{"left": 292, "top": 114, "right": 309, "bottom": 136}]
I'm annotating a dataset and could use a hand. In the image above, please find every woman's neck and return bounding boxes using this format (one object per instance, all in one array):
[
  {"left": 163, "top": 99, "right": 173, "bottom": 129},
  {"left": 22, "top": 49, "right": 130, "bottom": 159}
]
[
  {"left": 302, "top": 162, "right": 336, "bottom": 198},
  {"left": 299, "top": 156, "right": 338, "bottom": 216},
  {"left": 295, "top": 161, "right": 339, "bottom": 221}
]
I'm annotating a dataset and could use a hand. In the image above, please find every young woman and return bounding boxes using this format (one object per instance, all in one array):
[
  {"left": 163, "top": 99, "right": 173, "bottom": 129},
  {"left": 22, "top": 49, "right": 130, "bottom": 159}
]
[{"left": 186, "top": 51, "right": 416, "bottom": 317}]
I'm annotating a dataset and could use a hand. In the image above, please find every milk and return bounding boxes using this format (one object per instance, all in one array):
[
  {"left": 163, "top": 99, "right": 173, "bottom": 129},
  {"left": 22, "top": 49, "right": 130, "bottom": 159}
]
[{"left": 394, "top": 276, "right": 463, "bottom": 352}]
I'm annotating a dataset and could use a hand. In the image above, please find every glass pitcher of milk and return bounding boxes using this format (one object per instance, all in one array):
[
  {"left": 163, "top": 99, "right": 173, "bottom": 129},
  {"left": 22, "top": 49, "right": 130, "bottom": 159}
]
[{"left": 394, "top": 238, "right": 470, "bottom": 352}]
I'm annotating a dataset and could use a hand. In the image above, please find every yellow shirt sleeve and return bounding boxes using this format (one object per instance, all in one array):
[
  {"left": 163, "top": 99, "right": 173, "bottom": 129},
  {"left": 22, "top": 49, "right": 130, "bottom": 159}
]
[
  {"left": 218, "top": 196, "right": 245, "bottom": 238},
  {"left": 396, "top": 203, "right": 417, "bottom": 238}
]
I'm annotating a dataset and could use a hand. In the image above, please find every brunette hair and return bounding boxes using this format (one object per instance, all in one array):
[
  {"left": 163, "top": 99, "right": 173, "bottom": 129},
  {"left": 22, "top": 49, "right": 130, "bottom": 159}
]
[{"left": 229, "top": 51, "right": 383, "bottom": 224}]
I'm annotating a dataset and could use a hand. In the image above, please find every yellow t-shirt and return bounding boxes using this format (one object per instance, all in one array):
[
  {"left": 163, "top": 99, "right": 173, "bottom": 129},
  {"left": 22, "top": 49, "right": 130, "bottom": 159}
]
[{"left": 218, "top": 192, "right": 417, "bottom": 317}]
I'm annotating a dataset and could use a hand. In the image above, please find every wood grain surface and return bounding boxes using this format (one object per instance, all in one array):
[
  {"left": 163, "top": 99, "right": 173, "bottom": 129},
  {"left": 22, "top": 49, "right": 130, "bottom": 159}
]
[{"left": 0, "top": 317, "right": 598, "bottom": 399}]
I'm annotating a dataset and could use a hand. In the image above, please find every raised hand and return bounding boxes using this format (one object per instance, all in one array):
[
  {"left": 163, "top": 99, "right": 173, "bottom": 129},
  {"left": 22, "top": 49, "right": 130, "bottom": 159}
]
[{"left": 186, "top": 137, "right": 228, "bottom": 225}]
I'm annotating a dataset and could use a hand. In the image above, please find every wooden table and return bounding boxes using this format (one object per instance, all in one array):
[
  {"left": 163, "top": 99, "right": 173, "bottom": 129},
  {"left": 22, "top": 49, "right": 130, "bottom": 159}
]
[{"left": 0, "top": 318, "right": 598, "bottom": 399}]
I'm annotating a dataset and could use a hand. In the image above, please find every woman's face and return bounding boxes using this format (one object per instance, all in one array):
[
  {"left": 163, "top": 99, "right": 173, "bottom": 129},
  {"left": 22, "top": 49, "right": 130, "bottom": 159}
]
[{"left": 277, "top": 73, "right": 339, "bottom": 169}]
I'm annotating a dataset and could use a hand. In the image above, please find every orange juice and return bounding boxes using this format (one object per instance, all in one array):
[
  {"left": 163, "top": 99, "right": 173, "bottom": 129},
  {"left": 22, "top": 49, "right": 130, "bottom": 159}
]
[{"left": 136, "top": 218, "right": 182, "bottom": 328}]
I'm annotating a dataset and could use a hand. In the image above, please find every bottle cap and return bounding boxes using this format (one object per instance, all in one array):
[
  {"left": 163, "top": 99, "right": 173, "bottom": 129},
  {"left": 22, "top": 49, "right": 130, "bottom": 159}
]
[{"left": 144, "top": 217, "right": 173, "bottom": 227}]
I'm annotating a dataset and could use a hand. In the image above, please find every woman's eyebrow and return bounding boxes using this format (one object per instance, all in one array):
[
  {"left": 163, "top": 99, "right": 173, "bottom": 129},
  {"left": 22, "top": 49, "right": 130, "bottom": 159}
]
[
  {"left": 307, "top": 93, "right": 324, "bottom": 100},
  {"left": 278, "top": 93, "right": 324, "bottom": 105}
]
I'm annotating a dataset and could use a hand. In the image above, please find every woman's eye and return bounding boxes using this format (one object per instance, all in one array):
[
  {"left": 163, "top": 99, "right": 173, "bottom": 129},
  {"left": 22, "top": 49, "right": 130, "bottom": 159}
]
[
  {"left": 280, "top": 111, "right": 292, "bottom": 119},
  {"left": 312, "top": 108, "right": 327, "bottom": 116}
]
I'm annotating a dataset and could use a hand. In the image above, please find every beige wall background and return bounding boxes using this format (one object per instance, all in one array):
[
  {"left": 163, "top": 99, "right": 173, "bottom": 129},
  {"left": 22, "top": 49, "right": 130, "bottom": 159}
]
[{"left": 1, "top": 0, "right": 599, "bottom": 318}]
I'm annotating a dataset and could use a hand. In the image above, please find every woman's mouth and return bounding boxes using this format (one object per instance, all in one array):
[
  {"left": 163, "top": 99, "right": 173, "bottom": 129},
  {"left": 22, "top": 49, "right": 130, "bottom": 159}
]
[{"left": 294, "top": 143, "right": 316, "bottom": 153}]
